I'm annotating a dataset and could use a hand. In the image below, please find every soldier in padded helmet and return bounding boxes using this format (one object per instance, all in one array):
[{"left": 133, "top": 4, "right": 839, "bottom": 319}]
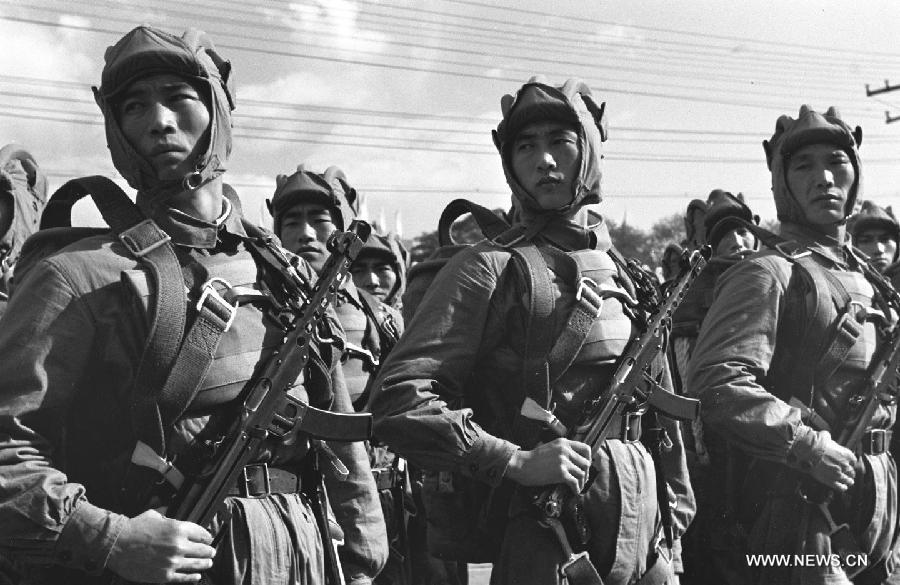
[
  {"left": 688, "top": 106, "right": 900, "bottom": 584},
  {"left": 0, "top": 144, "right": 48, "bottom": 318},
  {"left": 848, "top": 200, "right": 900, "bottom": 286},
  {"left": 369, "top": 77, "right": 694, "bottom": 585},
  {"left": 0, "top": 26, "right": 385, "bottom": 585},
  {"left": 351, "top": 231, "right": 407, "bottom": 310},
  {"left": 269, "top": 167, "right": 409, "bottom": 585},
  {"left": 672, "top": 191, "right": 759, "bottom": 584}
]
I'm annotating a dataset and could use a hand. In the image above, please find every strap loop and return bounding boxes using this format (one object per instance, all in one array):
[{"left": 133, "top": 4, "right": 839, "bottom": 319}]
[
  {"left": 196, "top": 277, "right": 238, "bottom": 332},
  {"left": 118, "top": 219, "right": 173, "bottom": 258}
]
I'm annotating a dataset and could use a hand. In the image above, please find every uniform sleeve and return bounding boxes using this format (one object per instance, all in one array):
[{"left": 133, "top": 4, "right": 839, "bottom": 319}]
[
  {"left": 686, "top": 257, "right": 828, "bottom": 466},
  {"left": 324, "top": 316, "right": 388, "bottom": 585},
  {"left": 0, "top": 260, "right": 127, "bottom": 574},
  {"left": 369, "top": 247, "right": 520, "bottom": 487}
]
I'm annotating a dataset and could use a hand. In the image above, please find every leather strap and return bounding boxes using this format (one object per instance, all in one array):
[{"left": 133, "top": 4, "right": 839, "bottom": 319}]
[{"left": 634, "top": 551, "right": 674, "bottom": 585}]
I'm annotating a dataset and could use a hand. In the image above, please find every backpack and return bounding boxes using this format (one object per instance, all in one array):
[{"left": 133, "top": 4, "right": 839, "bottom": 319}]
[{"left": 403, "top": 199, "right": 652, "bottom": 562}]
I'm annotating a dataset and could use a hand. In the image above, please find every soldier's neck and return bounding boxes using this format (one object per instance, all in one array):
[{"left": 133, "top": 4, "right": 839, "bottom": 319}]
[{"left": 166, "top": 177, "right": 226, "bottom": 223}]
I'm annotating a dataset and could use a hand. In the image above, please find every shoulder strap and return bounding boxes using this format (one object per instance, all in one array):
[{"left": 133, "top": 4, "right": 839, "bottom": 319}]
[
  {"left": 437, "top": 199, "right": 510, "bottom": 246},
  {"left": 737, "top": 219, "right": 864, "bottom": 415},
  {"left": 44, "top": 178, "right": 233, "bottom": 462},
  {"left": 51, "top": 177, "right": 191, "bottom": 455},
  {"left": 507, "top": 242, "right": 557, "bottom": 448}
]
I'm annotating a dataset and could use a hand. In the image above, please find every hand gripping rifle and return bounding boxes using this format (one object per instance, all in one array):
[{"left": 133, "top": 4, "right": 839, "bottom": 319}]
[
  {"left": 525, "top": 248, "right": 708, "bottom": 580},
  {"left": 166, "top": 221, "right": 373, "bottom": 583},
  {"left": 795, "top": 253, "right": 900, "bottom": 558}
]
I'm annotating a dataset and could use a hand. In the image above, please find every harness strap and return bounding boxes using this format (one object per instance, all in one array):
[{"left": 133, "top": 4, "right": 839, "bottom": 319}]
[
  {"left": 738, "top": 221, "right": 866, "bottom": 419},
  {"left": 351, "top": 288, "right": 401, "bottom": 410},
  {"left": 542, "top": 517, "right": 605, "bottom": 585},
  {"left": 72, "top": 177, "right": 189, "bottom": 456},
  {"left": 509, "top": 243, "right": 557, "bottom": 449},
  {"left": 437, "top": 198, "right": 511, "bottom": 246}
]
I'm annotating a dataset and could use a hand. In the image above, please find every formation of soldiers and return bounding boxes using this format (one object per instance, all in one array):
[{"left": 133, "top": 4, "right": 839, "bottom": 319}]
[{"left": 0, "top": 23, "right": 899, "bottom": 585}]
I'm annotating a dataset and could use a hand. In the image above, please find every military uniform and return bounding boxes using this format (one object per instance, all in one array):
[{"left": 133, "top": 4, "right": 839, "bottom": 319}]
[
  {"left": 688, "top": 106, "right": 900, "bottom": 585},
  {"left": 0, "top": 144, "right": 47, "bottom": 318},
  {"left": 0, "top": 26, "right": 386, "bottom": 585},
  {"left": 370, "top": 79, "right": 693, "bottom": 585}
]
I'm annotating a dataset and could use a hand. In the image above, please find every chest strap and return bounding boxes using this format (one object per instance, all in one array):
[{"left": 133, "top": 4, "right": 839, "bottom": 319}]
[{"left": 50, "top": 177, "right": 191, "bottom": 457}]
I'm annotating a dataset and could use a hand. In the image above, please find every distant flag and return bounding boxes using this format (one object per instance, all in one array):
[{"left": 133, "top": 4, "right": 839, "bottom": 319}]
[
  {"left": 357, "top": 190, "right": 369, "bottom": 220},
  {"left": 394, "top": 209, "right": 403, "bottom": 237},
  {"left": 377, "top": 207, "right": 386, "bottom": 233},
  {"left": 259, "top": 199, "right": 274, "bottom": 231}
]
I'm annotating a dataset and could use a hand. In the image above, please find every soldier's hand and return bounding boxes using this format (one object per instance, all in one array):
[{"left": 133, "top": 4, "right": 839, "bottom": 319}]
[
  {"left": 107, "top": 509, "right": 216, "bottom": 583},
  {"left": 809, "top": 438, "right": 857, "bottom": 492},
  {"left": 504, "top": 438, "right": 593, "bottom": 493}
]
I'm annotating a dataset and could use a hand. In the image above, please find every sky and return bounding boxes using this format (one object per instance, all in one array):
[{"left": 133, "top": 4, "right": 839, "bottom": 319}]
[{"left": 3, "top": 0, "right": 900, "bottom": 241}]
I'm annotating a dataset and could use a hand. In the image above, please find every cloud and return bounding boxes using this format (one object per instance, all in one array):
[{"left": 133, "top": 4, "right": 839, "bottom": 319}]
[{"left": 282, "top": 1, "right": 389, "bottom": 56}]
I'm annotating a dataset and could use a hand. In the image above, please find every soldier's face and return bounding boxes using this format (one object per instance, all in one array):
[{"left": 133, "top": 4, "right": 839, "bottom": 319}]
[
  {"left": 511, "top": 121, "right": 580, "bottom": 210},
  {"left": 786, "top": 143, "right": 855, "bottom": 228},
  {"left": 715, "top": 227, "right": 756, "bottom": 260},
  {"left": 855, "top": 227, "right": 897, "bottom": 272},
  {"left": 351, "top": 255, "right": 397, "bottom": 301},
  {"left": 117, "top": 74, "right": 211, "bottom": 182},
  {"left": 279, "top": 202, "right": 337, "bottom": 274}
]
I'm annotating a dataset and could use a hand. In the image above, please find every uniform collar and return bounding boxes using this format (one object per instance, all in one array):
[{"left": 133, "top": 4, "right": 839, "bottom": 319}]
[
  {"left": 779, "top": 221, "right": 848, "bottom": 267},
  {"left": 139, "top": 191, "right": 247, "bottom": 249}
]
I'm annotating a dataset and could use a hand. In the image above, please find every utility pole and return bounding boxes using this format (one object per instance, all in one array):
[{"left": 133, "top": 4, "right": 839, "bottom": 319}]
[{"left": 866, "top": 80, "right": 900, "bottom": 124}]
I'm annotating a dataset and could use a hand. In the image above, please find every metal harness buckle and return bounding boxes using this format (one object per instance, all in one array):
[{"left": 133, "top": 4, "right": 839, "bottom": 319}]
[
  {"left": 864, "top": 428, "right": 891, "bottom": 455},
  {"left": 240, "top": 462, "right": 271, "bottom": 498},
  {"left": 118, "top": 219, "right": 173, "bottom": 258},
  {"left": 197, "top": 277, "right": 238, "bottom": 332},
  {"left": 575, "top": 276, "right": 599, "bottom": 302}
]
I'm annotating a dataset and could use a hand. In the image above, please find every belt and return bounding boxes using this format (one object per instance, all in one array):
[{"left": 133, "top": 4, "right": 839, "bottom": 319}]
[
  {"left": 372, "top": 466, "right": 404, "bottom": 490},
  {"left": 226, "top": 462, "right": 302, "bottom": 498},
  {"left": 861, "top": 428, "right": 893, "bottom": 456}
]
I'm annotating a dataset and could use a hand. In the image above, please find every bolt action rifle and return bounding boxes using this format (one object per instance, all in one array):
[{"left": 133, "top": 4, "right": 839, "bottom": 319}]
[{"left": 523, "top": 248, "right": 708, "bottom": 576}]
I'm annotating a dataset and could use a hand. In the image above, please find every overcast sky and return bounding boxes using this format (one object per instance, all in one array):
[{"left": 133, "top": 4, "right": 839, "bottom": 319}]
[{"left": 3, "top": 0, "right": 900, "bottom": 238}]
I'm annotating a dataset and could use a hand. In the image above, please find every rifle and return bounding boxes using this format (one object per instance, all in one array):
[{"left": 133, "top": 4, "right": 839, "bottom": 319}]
[
  {"left": 162, "top": 221, "right": 373, "bottom": 583},
  {"left": 794, "top": 256, "right": 900, "bottom": 554},
  {"left": 526, "top": 248, "right": 708, "bottom": 545}
]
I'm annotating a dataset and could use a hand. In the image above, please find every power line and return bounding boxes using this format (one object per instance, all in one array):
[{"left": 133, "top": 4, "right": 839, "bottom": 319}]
[
  {"left": 1, "top": 13, "right": 884, "bottom": 117},
  {"left": 43, "top": 0, "right": 871, "bottom": 102},
  {"left": 436, "top": 0, "right": 900, "bottom": 62},
  {"left": 171, "top": 0, "right": 893, "bottom": 86}
]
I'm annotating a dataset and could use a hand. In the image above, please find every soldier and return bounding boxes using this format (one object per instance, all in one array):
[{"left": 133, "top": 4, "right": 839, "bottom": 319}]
[
  {"left": 688, "top": 105, "right": 900, "bottom": 584},
  {"left": 660, "top": 242, "right": 684, "bottom": 285},
  {"left": 350, "top": 232, "right": 407, "bottom": 310},
  {"left": 0, "top": 26, "right": 386, "bottom": 585},
  {"left": 683, "top": 198, "right": 708, "bottom": 250},
  {"left": 672, "top": 191, "right": 758, "bottom": 584},
  {"left": 848, "top": 200, "right": 900, "bottom": 286},
  {"left": 268, "top": 168, "right": 410, "bottom": 585},
  {"left": 369, "top": 77, "right": 694, "bottom": 585},
  {"left": 0, "top": 144, "right": 48, "bottom": 318}
]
